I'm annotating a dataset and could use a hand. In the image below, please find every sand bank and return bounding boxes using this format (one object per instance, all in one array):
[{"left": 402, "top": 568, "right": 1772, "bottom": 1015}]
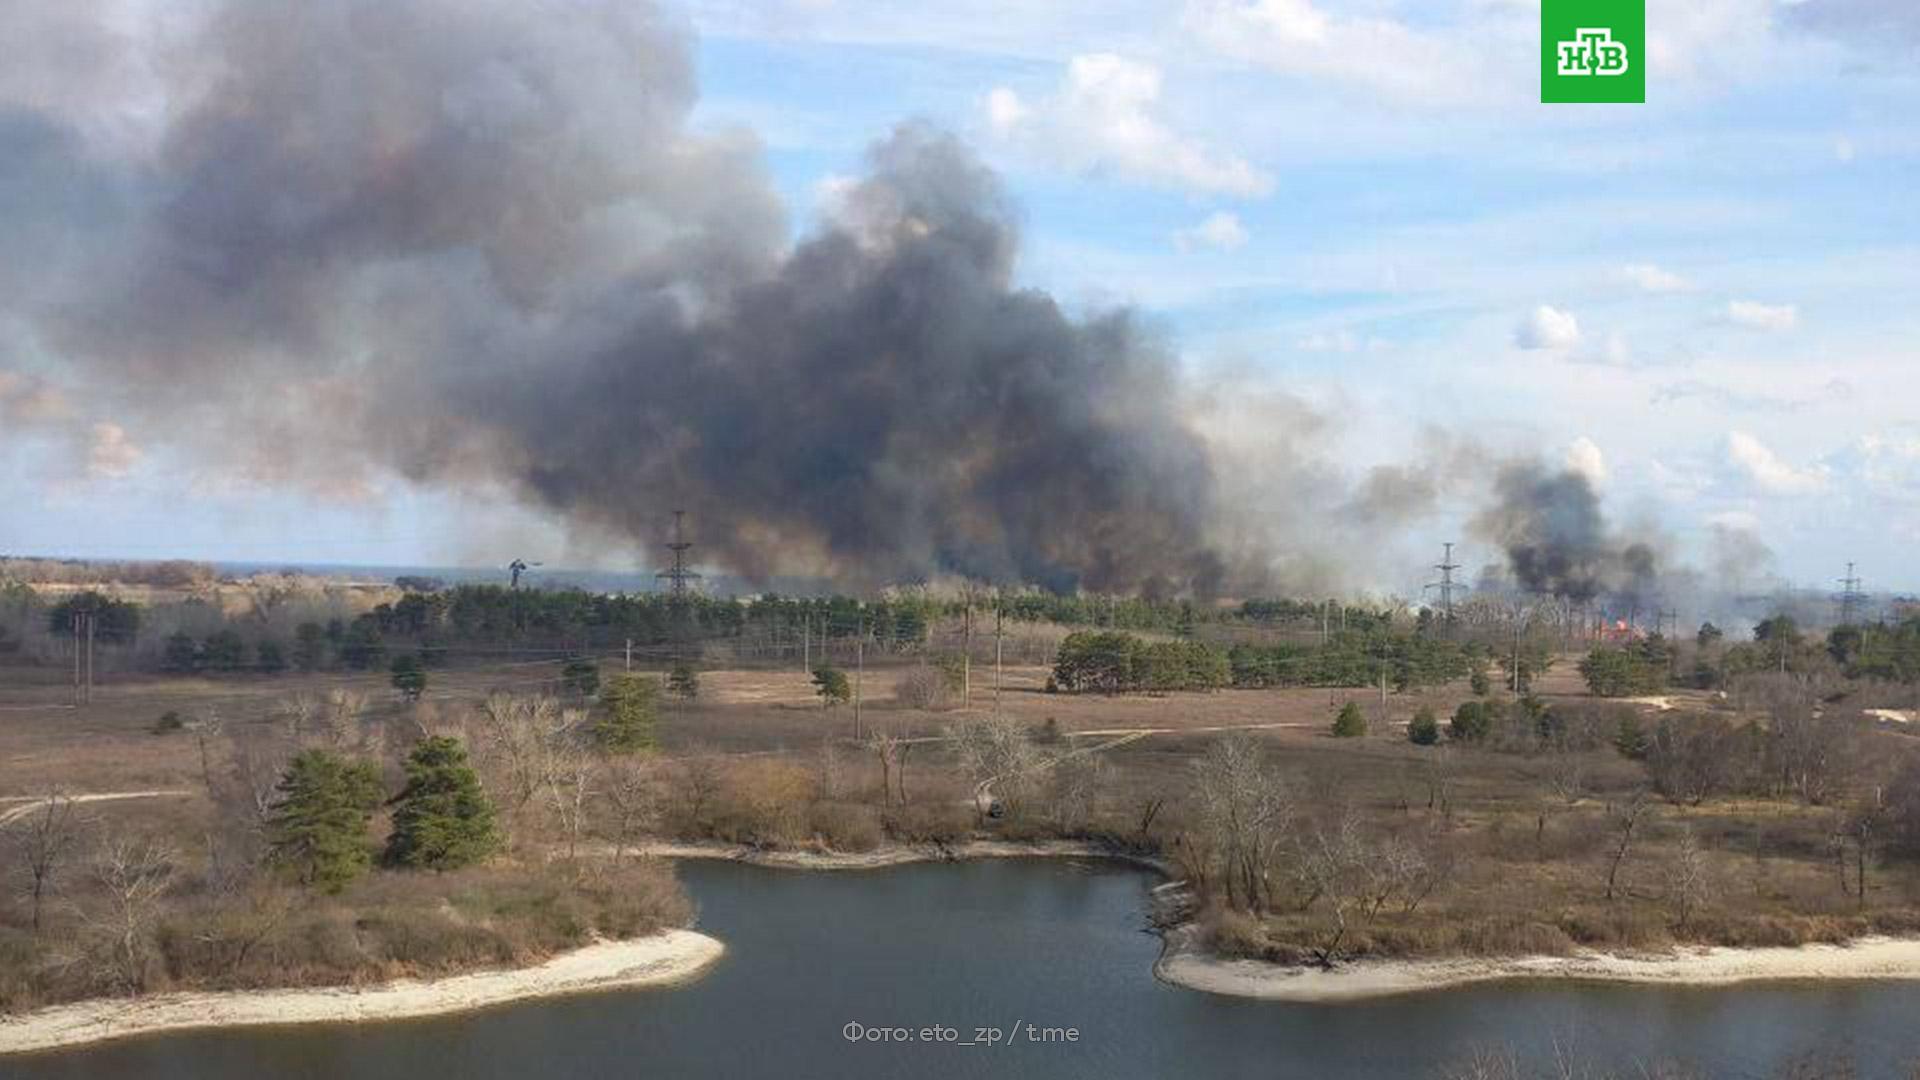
[
  {"left": 1155, "top": 929, "right": 1920, "bottom": 1002},
  {"left": 633, "top": 838, "right": 1169, "bottom": 873},
  {"left": 0, "top": 930, "right": 723, "bottom": 1056}
]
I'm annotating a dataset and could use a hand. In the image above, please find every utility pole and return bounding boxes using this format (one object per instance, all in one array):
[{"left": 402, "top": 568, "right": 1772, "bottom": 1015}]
[
  {"left": 1837, "top": 562, "right": 1865, "bottom": 627},
  {"left": 71, "top": 612, "right": 83, "bottom": 707},
  {"left": 84, "top": 611, "right": 94, "bottom": 704},
  {"left": 802, "top": 613, "right": 811, "bottom": 674},
  {"left": 656, "top": 510, "right": 702, "bottom": 600},
  {"left": 853, "top": 611, "right": 865, "bottom": 741},
  {"left": 993, "top": 596, "right": 1005, "bottom": 715},
  {"left": 624, "top": 637, "right": 632, "bottom": 672},
  {"left": 1425, "top": 541, "right": 1462, "bottom": 631},
  {"left": 961, "top": 594, "right": 973, "bottom": 705}
]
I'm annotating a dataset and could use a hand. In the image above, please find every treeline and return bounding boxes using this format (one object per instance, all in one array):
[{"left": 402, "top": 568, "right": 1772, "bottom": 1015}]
[
  {"left": 1049, "top": 629, "right": 1487, "bottom": 695},
  {"left": 1609, "top": 614, "right": 1920, "bottom": 693},
  {"left": 0, "top": 556, "right": 217, "bottom": 588}
]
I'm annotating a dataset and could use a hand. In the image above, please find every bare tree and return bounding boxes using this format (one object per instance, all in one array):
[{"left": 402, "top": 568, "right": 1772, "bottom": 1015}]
[
  {"left": 1046, "top": 752, "right": 1106, "bottom": 834},
  {"left": 671, "top": 753, "right": 724, "bottom": 835},
  {"left": 1665, "top": 825, "right": 1710, "bottom": 930},
  {"left": 599, "top": 757, "right": 663, "bottom": 861},
  {"left": 86, "top": 837, "right": 177, "bottom": 995},
  {"left": 1191, "top": 733, "right": 1292, "bottom": 912},
  {"left": 865, "top": 731, "right": 912, "bottom": 806},
  {"left": 1605, "top": 790, "right": 1650, "bottom": 902},
  {"left": 6, "top": 792, "right": 80, "bottom": 932},
  {"left": 948, "top": 714, "right": 1041, "bottom": 821}
]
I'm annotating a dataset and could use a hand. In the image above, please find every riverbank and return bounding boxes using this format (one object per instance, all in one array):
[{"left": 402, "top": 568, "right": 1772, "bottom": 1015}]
[
  {"left": 0, "top": 930, "right": 723, "bottom": 1057},
  {"left": 632, "top": 837, "right": 1173, "bottom": 874},
  {"left": 1155, "top": 925, "right": 1920, "bottom": 1002}
]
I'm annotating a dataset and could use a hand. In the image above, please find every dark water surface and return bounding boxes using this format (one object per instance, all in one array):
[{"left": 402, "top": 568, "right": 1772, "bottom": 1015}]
[{"left": 5, "top": 858, "right": 1919, "bottom": 1079}]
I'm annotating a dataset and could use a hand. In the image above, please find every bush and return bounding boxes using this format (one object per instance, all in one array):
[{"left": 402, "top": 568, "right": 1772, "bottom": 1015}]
[
  {"left": 151, "top": 710, "right": 187, "bottom": 735},
  {"left": 883, "top": 802, "right": 972, "bottom": 844},
  {"left": 1613, "top": 712, "right": 1649, "bottom": 759},
  {"left": 666, "top": 664, "right": 700, "bottom": 701},
  {"left": 1450, "top": 701, "right": 1492, "bottom": 743},
  {"left": 390, "top": 654, "right": 428, "bottom": 701},
  {"left": 895, "top": 665, "right": 956, "bottom": 711},
  {"left": 1580, "top": 646, "right": 1668, "bottom": 697},
  {"left": 811, "top": 666, "right": 851, "bottom": 707},
  {"left": 1407, "top": 707, "right": 1439, "bottom": 746},
  {"left": 808, "top": 802, "right": 883, "bottom": 852},
  {"left": 255, "top": 640, "right": 288, "bottom": 674},
  {"left": 1332, "top": 702, "right": 1367, "bottom": 738},
  {"left": 561, "top": 658, "right": 599, "bottom": 699}
]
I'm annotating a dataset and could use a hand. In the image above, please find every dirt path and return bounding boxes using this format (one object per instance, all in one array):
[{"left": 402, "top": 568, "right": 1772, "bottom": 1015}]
[{"left": 0, "top": 790, "right": 195, "bottom": 827}]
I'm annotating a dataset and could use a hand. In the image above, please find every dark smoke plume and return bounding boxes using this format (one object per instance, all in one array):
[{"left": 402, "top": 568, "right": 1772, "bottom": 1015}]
[
  {"left": 1, "top": 0, "right": 1229, "bottom": 594},
  {"left": 1470, "top": 462, "right": 1662, "bottom": 607}
]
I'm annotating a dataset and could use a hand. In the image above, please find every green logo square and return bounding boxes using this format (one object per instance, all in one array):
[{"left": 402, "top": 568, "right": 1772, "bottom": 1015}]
[{"left": 1542, "top": 0, "right": 1645, "bottom": 103}]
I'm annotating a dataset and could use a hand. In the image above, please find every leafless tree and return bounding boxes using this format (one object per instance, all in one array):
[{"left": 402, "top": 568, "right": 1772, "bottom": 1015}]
[
  {"left": 599, "top": 757, "right": 663, "bottom": 861},
  {"left": 948, "top": 714, "right": 1041, "bottom": 820},
  {"left": 865, "top": 731, "right": 912, "bottom": 806},
  {"left": 1665, "top": 825, "right": 1710, "bottom": 929},
  {"left": 86, "top": 837, "right": 177, "bottom": 994},
  {"left": 5, "top": 792, "right": 81, "bottom": 932},
  {"left": 1605, "top": 790, "right": 1650, "bottom": 902},
  {"left": 1046, "top": 752, "right": 1106, "bottom": 834},
  {"left": 1191, "top": 733, "right": 1292, "bottom": 912},
  {"left": 672, "top": 753, "right": 724, "bottom": 835}
]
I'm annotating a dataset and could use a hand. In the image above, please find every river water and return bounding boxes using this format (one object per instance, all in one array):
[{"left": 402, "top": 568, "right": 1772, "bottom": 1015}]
[{"left": 5, "top": 858, "right": 1918, "bottom": 1078}]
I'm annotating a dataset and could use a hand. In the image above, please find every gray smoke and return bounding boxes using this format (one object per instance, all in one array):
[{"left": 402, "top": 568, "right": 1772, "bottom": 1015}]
[
  {"left": 1, "top": 0, "right": 1231, "bottom": 595},
  {"left": 1470, "top": 462, "right": 1663, "bottom": 608}
]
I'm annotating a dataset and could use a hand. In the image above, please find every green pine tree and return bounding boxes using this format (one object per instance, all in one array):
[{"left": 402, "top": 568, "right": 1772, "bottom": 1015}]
[
  {"left": 812, "top": 666, "right": 851, "bottom": 708},
  {"left": 1332, "top": 702, "right": 1367, "bottom": 738},
  {"left": 390, "top": 653, "right": 428, "bottom": 701},
  {"left": 666, "top": 663, "right": 700, "bottom": 701},
  {"left": 265, "top": 749, "right": 384, "bottom": 892},
  {"left": 596, "top": 674, "right": 660, "bottom": 753},
  {"left": 1407, "top": 706, "right": 1440, "bottom": 746},
  {"left": 383, "top": 737, "right": 500, "bottom": 870}
]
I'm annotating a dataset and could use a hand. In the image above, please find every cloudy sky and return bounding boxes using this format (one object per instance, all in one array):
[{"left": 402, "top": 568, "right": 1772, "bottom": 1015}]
[{"left": 4, "top": 0, "right": 1917, "bottom": 593}]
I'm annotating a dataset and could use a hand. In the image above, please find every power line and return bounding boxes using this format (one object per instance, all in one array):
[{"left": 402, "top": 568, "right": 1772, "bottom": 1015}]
[
  {"left": 1424, "top": 541, "right": 1462, "bottom": 628},
  {"left": 655, "top": 510, "right": 702, "bottom": 601},
  {"left": 1836, "top": 561, "right": 1866, "bottom": 626}
]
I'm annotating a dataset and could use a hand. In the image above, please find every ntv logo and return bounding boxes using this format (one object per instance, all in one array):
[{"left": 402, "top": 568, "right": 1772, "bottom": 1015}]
[
  {"left": 1556, "top": 28, "right": 1629, "bottom": 77},
  {"left": 1541, "top": 0, "right": 1643, "bottom": 103}
]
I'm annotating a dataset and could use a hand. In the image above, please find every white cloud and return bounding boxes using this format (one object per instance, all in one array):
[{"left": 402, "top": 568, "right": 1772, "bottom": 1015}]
[
  {"left": 1707, "top": 509, "right": 1760, "bottom": 532},
  {"left": 1514, "top": 305, "right": 1581, "bottom": 350},
  {"left": 1726, "top": 430, "right": 1826, "bottom": 495},
  {"left": 1172, "top": 210, "right": 1250, "bottom": 251},
  {"left": 85, "top": 422, "right": 142, "bottom": 480},
  {"left": 1824, "top": 431, "right": 1920, "bottom": 505},
  {"left": 1181, "top": 0, "right": 1519, "bottom": 105},
  {"left": 1565, "top": 436, "right": 1608, "bottom": 489},
  {"left": 1726, "top": 299, "right": 1798, "bottom": 331},
  {"left": 1619, "top": 263, "right": 1693, "bottom": 292},
  {"left": 986, "top": 54, "right": 1272, "bottom": 196},
  {"left": 1294, "top": 329, "right": 1384, "bottom": 353}
]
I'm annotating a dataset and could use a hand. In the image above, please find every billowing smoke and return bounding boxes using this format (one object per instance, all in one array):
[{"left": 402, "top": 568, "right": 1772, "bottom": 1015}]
[
  {"left": 1, "top": 0, "right": 1230, "bottom": 594},
  {"left": 1470, "top": 462, "right": 1663, "bottom": 607}
]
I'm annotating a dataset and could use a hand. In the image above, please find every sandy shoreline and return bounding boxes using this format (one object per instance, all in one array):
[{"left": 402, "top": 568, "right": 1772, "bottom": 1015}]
[
  {"left": 632, "top": 837, "right": 1172, "bottom": 874},
  {"left": 0, "top": 929, "right": 723, "bottom": 1057},
  {"left": 1155, "top": 927, "right": 1920, "bottom": 1002}
]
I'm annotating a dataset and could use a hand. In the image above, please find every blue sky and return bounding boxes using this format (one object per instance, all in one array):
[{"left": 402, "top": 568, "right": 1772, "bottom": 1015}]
[{"left": 4, "top": 0, "right": 1918, "bottom": 594}]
